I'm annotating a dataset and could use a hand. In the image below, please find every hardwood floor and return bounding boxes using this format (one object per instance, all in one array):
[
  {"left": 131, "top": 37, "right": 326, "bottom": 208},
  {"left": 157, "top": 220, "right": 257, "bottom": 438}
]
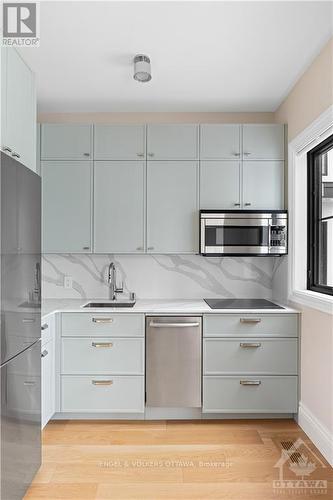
[{"left": 24, "top": 419, "right": 332, "bottom": 499}]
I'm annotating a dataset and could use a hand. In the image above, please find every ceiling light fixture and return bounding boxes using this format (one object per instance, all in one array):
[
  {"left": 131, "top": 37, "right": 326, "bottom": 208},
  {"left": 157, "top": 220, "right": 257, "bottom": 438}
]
[{"left": 133, "top": 54, "right": 152, "bottom": 83}]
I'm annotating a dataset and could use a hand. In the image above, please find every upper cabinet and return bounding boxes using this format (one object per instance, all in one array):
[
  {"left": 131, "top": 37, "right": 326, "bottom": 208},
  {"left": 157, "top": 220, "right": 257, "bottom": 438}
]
[
  {"left": 41, "top": 124, "right": 93, "bottom": 160},
  {"left": 42, "top": 161, "right": 92, "bottom": 253},
  {"left": 200, "top": 161, "right": 241, "bottom": 209},
  {"left": 242, "top": 161, "right": 284, "bottom": 210},
  {"left": 200, "top": 124, "right": 241, "bottom": 160},
  {"left": 147, "top": 161, "right": 198, "bottom": 253},
  {"left": 94, "top": 125, "right": 145, "bottom": 160},
  {"left": 242, "top": 124, "right": 284, "bottom": 160},
  {"left": 94, "top": 161, "right": 145, "bottom": 253},
  {"left": 1, "top": 48, "right": 36, "bottom": 171},
  {"left": 147, "top": 124, "right": 198, "bottom": 160}
]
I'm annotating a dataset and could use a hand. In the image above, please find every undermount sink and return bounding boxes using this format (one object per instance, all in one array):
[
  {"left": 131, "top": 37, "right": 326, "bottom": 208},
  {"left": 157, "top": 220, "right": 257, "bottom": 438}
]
[{"left": 83, "top": 301, "right": 136, "bottom": 308}]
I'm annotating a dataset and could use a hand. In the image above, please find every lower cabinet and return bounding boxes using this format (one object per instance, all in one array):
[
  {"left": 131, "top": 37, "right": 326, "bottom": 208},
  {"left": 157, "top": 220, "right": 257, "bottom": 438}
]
[{"left": 41, "top": 314, "right": 55, "bottom": 428}]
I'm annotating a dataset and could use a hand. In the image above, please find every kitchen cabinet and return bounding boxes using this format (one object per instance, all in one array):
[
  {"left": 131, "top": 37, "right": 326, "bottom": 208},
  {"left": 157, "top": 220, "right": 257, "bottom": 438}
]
[
  {"left": 242, "top": 124, "right": 284, "bottom": 160},
  {"left": 42, "top": 161, "right": 92, "bottom": 253},
  {"left": 242, "top": 161, "right": 284, "bottom": 209},
  {"left": 200, "top": 124, "right": 241, "bottom": 160},
  {"left": 94, "top": 161, "right": 145, "bottom": 253},
  {"left": 1, "top": 48, "right": 36, "bottom": 171},
  {"left": 41, "top": 314, "right": 55, "bottom": 428},
  {"left": 147, "top": 161, "right": 198, "bottom": 253},
  {"left": 147, "top": 124, "right": 198, "bottom": 160},
  {"left": 94, "top": 125, "right": 146, "bottom": 160},
  {"left": 41, "top": 124, "right": 93, "bottom": 160},
  {"left": 200, "top": 161, "right": 241, "bottom": 209}
]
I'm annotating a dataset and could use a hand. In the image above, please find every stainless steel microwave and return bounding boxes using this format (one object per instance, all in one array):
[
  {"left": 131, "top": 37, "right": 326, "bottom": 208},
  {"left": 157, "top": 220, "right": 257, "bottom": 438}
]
[{"left": 200, "top": 210, "right": 288, "bottom": 256}]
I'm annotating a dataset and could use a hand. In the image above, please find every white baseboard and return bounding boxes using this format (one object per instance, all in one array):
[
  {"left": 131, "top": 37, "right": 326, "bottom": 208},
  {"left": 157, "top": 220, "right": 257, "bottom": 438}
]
[{"left": 298, "top": 402, "right": 333, "bottom": 466}]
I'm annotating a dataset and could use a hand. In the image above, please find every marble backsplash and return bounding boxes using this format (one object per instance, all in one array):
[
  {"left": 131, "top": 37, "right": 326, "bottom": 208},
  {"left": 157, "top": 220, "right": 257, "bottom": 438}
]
[{"left": 42, "top": 254, "right": 284, "bottom": 300}]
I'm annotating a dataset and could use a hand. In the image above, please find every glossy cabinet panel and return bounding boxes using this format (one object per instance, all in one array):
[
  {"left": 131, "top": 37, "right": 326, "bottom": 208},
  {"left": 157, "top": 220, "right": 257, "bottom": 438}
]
[
  {"left": 94, "top": 125, "right": 145, "bottom": 160},
  {"left": 41, "top": 124, "right": 92, "bottom": 160},
  {"left": 147, "top": 124, "right": 198, "bottom": 160},
  {"left": 94, "top": 162, "right": 145, "bottom": 253},
  {"left": 242, "top": 161, "right": 284, "bottom": 209},
  {"left": 42, "top": 161, "right": 92, "bottom": 253},
  {"left": 243, "top": 124, "right": 284, "bottom": 160},
  {"left": 200, "top": 161, "right": 241, "bottom": 209},
  {"left": 61, "top": 313, "right": 144, "bottom": 337},
  {"left": 200, "top": 124, "right": 241, "bottom": 159}
]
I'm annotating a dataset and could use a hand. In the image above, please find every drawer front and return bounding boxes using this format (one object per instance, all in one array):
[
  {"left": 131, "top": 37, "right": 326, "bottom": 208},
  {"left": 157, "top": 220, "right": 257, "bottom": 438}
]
[
  {"left": 204, "top": 314, "right": 298, "bottom": 337},
  {"left": 203, "top": 376, "right": 297, "bottom": 413},
  {"left": 61, "top": 338, "right": 144, "bottom": 375},
  {"left": 61, "top": 313, "right": 144, "bottom": 337},
  {"left": 204, "top": 338, "right": 297, "bottom": 375},
  {"left": 61, "top": 375, "right": 144, "bottom": 412}
]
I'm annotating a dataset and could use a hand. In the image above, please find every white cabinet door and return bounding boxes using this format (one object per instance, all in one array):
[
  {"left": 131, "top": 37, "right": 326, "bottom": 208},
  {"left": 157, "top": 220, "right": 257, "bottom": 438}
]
[
  {"left": 42, "top": 161, "right": 92, "bottom": 253},
  {"left": 242, "top": 161, "right": 284, "bottom": 209},
  {"left": 1, "top": 48, "right": 36, "bottom": 171},
  {"left": 200, "top": 124, "right": 241, "bottom": 160},
  {"left": 94, "top": 125, "right": 145, "bottom": 160},
  {"left": 94, "top": 162, "right": 145, "bottom": 253},
  {"left": 147, "top": 161, "right": 198, "bottom": 253},
  {"left": 243, "top": 124, "right": 284, "bottom": 160},
  {"left": 41, "top": 330, "right": 55, "bottom": 429},
  {"left": 41, "top": 124, "right": 92, "bottom": 160},
  {"left": 200, "top": 161, "right": 241, "bottom": 209},
  {"left": 147, "top": 125, "right": 198, "bottom": 160}
]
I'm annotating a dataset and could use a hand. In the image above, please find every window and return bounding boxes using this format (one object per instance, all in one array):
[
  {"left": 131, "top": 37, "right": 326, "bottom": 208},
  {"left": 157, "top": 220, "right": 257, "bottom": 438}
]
[{"left": 308, "top": 135, "right": 333, "bottom": 296}]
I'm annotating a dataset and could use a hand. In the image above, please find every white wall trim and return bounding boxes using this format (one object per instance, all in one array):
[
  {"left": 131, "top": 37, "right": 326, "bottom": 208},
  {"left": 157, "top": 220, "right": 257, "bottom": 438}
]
[
  {"left": 298, "top": 402, "right": 333, "bottom": 466},
  {"left": 288, "top": 105, "right": 333, "bottom": 315}
]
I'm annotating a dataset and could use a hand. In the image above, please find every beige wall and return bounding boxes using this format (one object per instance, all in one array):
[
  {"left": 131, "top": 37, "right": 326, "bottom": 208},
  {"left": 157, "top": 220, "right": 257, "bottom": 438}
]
[
  {"left": 275, "top": 37, "right": 333, "bottom": 141},
  {"left": 37, "top": 111, "right": 274, "bottom": 124}
]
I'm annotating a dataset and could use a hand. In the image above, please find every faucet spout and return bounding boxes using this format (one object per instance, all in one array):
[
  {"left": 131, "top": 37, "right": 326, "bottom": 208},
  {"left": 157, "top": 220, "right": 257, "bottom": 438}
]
[{"left": 107, "top": 262, "right": 123, "bottom": 301}]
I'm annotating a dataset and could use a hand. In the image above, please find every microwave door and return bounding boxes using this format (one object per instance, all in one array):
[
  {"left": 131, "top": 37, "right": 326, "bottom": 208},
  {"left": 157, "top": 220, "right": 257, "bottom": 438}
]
[{"left": 201, "top": 219, "right": 270, "bottom": 254}]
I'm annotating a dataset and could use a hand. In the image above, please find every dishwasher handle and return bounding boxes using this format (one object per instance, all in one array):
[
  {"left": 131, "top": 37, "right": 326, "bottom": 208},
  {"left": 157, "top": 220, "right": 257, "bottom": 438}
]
[{"left": 149, "top": 321, "right": 200, "bottom": 328}]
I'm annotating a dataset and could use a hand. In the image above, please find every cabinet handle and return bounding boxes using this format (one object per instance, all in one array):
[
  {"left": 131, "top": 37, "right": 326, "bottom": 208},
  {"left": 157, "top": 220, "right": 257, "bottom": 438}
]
[
  {"left": 234, "top": 203, "right": 241, "bottom": 206},
  {"left": 2, "top": 146, "right": 12, "bottom": 153},
  {"left": 41, "top": 350, "right": 48, "bottom": 358},
  {"left": 148, "top": 153, "right": 154, "bottom": 157},
  {"left": 136, "top": 246, "right": 143, "bottom": 251},
  {"left": 22, "top": 318, "right": 35, "bottom": 323},
  {"left": 233, "top": 153, "right": 240, "bottom": 157},
  {"left": 92, "top": 380, "right": 113, "bottom": 386},
  {"left": 12, "top": 152, "right": 20, "bottom": 158},
  {"left": 41, "top": 323, "right": 49, "bottom": 331},
  {"left": 23, "top": 381, "right": 36, "bottom": 386},
  {"left": 83, "top": 246, "right": 90, "bottom": 250},
  {"left": 240, "top": 380, "right": 261, "bottom": 386},
  {"left": 92, "top": 342, "right": 113, "bottom": 348},
  {"left": 240, "top": 342, "right": 261, "bottom": 348},
  {"left": 244, "top": 202, "right": 252, "bottom": 206},
  {"left": 137, "top": 153, "right": 144, "bottom": 157},
  {"left": 244, "top": 152, "right": 251, "bottom": 156},
  {"left": 240, "top": 318, "right": 261, "bottom": 324},
  {"left": 147, "top": 246, "right": 154, "bottom": 250},
  {"left": 83, "top": 153, "right": 90, "bottom": 157},
  {"left": 92, "top": 317, "right": 113, "bottom": 323}
]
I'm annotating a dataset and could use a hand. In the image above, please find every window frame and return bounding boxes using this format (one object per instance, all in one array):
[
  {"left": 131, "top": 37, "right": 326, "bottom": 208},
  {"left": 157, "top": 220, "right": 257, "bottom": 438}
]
[{"left": 307, "top": 134, "right": 333, "bottom": 296}]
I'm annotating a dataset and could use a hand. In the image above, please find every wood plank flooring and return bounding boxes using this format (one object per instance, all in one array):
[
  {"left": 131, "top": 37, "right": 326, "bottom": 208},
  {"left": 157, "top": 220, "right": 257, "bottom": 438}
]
[{"left": 24, "top": 419, "right": 333, "bottom": 500}]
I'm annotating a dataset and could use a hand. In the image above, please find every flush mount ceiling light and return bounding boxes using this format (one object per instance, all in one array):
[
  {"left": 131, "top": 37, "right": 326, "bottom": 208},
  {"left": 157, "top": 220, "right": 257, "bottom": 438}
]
[{"left": 133, "top": 54, "right": 152, "bottom": 82}]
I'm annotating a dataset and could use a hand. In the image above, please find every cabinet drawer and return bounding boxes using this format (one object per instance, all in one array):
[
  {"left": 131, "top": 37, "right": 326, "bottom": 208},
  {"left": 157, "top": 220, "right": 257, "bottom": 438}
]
[
  {"left": 61, "top": 338, "right": 144, "bottom": 375},
  {"left": 204, "top": 338, "right": 297, "bottom": 375},
  {"left": 61, "top": 375, "right": 144, "bottom": 412},
  {"left": 203, "top": 376, "right": 297, "bottom": 413},
  {"left": 204, "top": 314, "right": 298, "bottom": 337},
  {"left": 61, "top": 313, "right": 144, "bottom": 337}
]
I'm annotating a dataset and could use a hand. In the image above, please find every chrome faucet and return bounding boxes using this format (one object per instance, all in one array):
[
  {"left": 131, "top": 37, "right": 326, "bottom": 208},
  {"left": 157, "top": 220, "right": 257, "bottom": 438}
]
[{"left": 107, "top": 262, "right": 123, "bottom": 301}]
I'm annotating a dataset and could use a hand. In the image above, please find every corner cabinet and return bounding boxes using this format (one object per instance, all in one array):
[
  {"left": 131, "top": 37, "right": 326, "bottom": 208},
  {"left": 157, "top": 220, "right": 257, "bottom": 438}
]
[
  {"left": 94, "top": 161, "right": 145, "bottom": 253},
  {"left": 1, "top": 48, "right": 36, "bottom": 171},
  {"left": 147, "top": 161, "right": 199, "bottom": 253},
  {"left": 42, "top": 161, "right": 92, "bottom": 253},
  {"left": 41, "top": 314, "right": 55, "bottom": 428}
]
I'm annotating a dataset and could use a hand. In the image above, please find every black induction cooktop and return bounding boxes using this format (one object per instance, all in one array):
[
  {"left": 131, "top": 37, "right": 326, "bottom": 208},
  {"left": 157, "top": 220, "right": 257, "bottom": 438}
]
[{"left": 204, "top": 299, "right": 284, "bottom": 309}]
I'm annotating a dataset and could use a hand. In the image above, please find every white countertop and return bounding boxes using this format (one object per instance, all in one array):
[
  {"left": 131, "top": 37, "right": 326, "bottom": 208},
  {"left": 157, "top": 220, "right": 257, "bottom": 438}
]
[{"left": 42, "top": 298, "right": 300, "bottom": 318}]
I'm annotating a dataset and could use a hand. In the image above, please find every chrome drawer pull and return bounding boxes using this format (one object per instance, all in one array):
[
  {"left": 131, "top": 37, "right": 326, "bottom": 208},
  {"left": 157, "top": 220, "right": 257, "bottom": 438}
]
[
  {"left": 240, "top": 380, "right": 261, "bottom": 386},
  {"left": 92, "top": 342, "right": 113, "bottom": 348},
  {"left": 41, "top": 323, "right": 49, "bottom": 331},
  {"left": 240, "top": 318, "right": 261, "bottom": 324},
  {"left": 149, "top": 321, "right": 200, "bottom": 328},
  {"left": 22, "top": 318, "right": 35, "bottom": 323},
  {"left": 240, "top": 342, "right": 261, "bottom": 348},
  {"left": 23, "top": 381, "right": 36, "bottom": 386},
  {"left": 92, "top": 380, "right": 113, "bottom": 386},
  {"left": 41, "top": 350, "right": 48, "bottom": 358},
  {"left": 92, "top": 318, "right": 113, "bottom": 323}
]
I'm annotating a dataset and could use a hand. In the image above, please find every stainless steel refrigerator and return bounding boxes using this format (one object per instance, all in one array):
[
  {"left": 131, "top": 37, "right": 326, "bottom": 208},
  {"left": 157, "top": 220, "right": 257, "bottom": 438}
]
[{"left": 0, "top": 152, "right": 41, "bottom": 500}]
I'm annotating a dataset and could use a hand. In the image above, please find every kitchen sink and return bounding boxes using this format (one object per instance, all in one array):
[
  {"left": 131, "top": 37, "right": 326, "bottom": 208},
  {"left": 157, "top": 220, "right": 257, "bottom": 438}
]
[{"left": 83, "top": 301, "right": 136, "bottom": 308}]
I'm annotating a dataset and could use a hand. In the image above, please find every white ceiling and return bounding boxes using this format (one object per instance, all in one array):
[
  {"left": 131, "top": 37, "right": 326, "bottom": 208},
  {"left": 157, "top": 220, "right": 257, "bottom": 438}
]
[{"left": 19, "top": 1, "right": 333, "bottom": 113}]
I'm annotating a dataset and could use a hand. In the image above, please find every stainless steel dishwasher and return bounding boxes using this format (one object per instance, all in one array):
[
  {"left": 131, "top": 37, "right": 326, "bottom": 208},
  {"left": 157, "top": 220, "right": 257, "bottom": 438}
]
[{"left": 146, "top": 316, "right": 202, "bottom": 407}]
